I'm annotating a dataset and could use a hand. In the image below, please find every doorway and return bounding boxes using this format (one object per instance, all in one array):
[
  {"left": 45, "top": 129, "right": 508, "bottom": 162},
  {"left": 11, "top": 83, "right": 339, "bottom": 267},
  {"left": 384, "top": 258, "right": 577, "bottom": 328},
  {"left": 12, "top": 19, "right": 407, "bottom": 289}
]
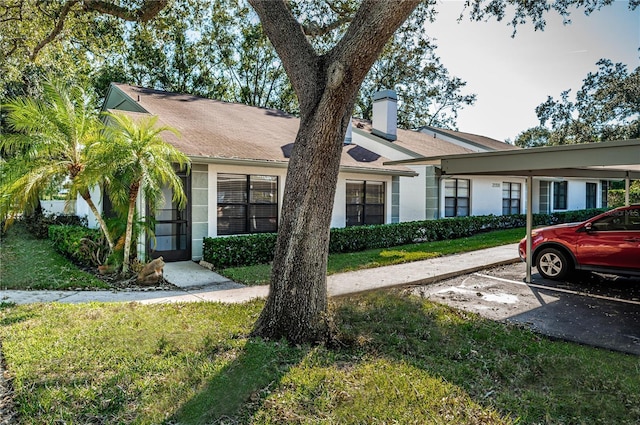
[{"left": 148, "top": 172, "right": 191, "bottom": 261}]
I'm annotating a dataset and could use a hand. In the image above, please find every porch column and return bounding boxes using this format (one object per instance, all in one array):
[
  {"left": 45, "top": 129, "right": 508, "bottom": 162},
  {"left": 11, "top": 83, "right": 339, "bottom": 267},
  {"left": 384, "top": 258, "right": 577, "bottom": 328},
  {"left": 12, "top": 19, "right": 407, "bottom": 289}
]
[{"left": 526, "top": 175, "right": 533, "bottom": 284}]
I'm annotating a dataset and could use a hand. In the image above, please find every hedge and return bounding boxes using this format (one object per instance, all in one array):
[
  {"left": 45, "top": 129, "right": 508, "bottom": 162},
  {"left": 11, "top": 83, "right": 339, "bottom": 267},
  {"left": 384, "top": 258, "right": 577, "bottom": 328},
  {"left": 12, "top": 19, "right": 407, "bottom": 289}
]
[
  {"left": 48, "top": 225, "right": 105, "bottom": 267},
  {"left": 203, "top": 208, "right": 606, "bottom": 269}
]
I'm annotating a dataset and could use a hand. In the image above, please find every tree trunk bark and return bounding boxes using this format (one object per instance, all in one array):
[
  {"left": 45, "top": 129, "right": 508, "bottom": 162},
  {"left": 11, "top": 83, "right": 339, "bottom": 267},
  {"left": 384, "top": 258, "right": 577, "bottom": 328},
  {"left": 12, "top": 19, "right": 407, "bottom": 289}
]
[
  {"left": 252, "top": 96, "right": 354, "bottom": 343},
  {"left": 249, "top": 0, "right": 420, "bottom": 344},
  {"left": 121, "top": 181, "right": 140, "bottom": 274},
  {"left": 80, "top": 190, "right": 114, "bottom": 251}
]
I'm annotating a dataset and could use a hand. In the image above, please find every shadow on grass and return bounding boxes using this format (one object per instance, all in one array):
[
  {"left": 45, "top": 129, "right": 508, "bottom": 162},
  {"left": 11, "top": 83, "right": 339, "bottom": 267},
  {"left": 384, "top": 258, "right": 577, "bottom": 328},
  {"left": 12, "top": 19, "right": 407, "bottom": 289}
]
[
  {"left": 137, "top": 291, "right": 636, "bottom": 424},
  {"left": 170, "top": 337, "right": 308, "bottom": 424}
]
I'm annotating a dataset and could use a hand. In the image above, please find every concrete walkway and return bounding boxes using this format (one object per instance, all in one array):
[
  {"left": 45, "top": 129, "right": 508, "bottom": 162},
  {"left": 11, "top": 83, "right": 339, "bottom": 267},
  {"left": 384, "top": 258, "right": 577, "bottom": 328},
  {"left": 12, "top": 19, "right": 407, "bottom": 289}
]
[{"left": 0, "top": 244, "right": 520, "bottom": 305}]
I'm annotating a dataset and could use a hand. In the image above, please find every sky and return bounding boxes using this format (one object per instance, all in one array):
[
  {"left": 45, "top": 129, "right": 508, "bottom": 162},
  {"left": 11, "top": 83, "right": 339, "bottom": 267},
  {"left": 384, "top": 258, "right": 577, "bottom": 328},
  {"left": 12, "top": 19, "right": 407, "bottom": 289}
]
[{"left": 425, "top": 0, "right": 640, "bottom": 142}]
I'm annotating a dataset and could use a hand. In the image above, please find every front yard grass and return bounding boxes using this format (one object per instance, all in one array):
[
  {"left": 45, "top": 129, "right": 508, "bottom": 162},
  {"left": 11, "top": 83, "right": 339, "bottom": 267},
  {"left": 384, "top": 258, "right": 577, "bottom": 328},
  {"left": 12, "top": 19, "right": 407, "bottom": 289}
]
[
  {"left": 0, "top": 223, "right": 109, "bottom": 290},
  {"left": 222, "top": 227, "right": 525, "bottom": 285},
  {"left": 1, "top": 293, "right": 638, "bottom": 424}
]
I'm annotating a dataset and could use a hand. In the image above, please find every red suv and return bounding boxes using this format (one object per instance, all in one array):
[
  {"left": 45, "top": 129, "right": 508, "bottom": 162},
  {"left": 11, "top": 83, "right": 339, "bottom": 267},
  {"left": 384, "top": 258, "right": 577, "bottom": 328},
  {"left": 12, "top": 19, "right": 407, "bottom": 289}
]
[{"left": 519, "top": 205, "right": 640, "bottom": 280}]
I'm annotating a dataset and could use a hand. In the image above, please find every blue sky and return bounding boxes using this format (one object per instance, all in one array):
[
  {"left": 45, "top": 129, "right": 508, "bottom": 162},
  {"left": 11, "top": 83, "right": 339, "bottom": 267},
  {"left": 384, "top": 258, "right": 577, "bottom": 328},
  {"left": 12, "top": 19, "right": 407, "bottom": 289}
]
[{"left": 426, "top": 0, "right": 639, "bottom": 142}]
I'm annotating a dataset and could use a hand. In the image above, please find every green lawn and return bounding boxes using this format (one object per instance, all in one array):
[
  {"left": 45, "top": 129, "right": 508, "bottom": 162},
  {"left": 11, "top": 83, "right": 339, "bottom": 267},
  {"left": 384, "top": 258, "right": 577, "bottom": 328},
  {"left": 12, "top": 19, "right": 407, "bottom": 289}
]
[
  {"left": 1, "top": 224, "right": 638, "bottom": 424},
  {"left": 1, "top": 294, "right": 638, "bottom": 424},
  {"left": 0, "top": 223, "right": 109, "bottom": 290},
  {"left": 221, "top": 227, "right": 525, "bottom": 285}
]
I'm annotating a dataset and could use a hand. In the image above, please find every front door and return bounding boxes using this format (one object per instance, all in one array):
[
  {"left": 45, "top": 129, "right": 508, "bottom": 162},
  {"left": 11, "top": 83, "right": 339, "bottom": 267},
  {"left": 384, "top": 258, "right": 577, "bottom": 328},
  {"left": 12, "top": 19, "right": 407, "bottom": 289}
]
[{"left": 148, "top": 172, "right": 191, "bottom": 262}]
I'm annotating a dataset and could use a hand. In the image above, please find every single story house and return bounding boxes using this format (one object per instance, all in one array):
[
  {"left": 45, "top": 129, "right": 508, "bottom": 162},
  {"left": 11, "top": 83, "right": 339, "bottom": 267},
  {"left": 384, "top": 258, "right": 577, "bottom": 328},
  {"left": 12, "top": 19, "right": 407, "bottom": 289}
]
[{"left": 74, "top": 83, "right": 611, "bottom": 262}]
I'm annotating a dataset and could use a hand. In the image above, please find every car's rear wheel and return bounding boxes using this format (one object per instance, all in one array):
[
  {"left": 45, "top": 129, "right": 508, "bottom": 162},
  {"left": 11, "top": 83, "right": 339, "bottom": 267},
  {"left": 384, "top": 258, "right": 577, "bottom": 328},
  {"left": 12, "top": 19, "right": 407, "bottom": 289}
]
[{"left": 536, "top": 248, "right": 572, "bottom": 280}]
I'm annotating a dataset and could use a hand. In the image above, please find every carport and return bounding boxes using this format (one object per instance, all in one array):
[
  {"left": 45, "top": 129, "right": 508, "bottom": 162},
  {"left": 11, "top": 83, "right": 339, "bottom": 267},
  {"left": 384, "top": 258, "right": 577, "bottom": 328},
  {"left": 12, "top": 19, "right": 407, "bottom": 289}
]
[{"left": 386, "top": 138, "right": 640, "bottom": 283}]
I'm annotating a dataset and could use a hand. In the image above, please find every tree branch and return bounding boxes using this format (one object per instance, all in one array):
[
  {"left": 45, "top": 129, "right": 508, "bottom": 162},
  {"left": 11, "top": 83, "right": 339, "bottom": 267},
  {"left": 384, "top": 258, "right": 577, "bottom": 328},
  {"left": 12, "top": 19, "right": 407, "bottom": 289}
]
[
  {"left": 82, "top": 0, "right": 169, "bottom": 22},
  {"left": 30, "top": 0, "right": 80, "bottom": 60},
  {"left": 329, "top": 0, "right": 421, "bottom": 90},
  {"left": 248, "top": 0, "right": 320, "bottom": 113},
  {"left": 29, "top": 0, "right": 169, "bottom": 61},
  {"left": 301, "top": 15, "right": 352, "bottom": 37}
]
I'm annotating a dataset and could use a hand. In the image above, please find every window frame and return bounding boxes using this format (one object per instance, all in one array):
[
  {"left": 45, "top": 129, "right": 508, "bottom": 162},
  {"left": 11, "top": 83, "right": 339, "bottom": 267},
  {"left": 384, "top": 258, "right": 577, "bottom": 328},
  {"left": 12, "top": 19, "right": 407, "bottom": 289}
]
[
  {"left": 553, "top": 181, "right": 568, "bottom": 210},
  {"left": 600, "top": 180, "right": 609, "bottom": 208},
  {"left": 345, "top": 180, "right": 386, "bottom": 226},
  {"left": 444, "top": 178, "right": 470, "bottom": 217},
  {"left": 217, "top": 173, "right": 278, "bottom": 235},
  {"left": 502, "top": 182, "right": 521, "bottom": 215},
  {"left": 586, "top": 182, "right": 597, "bottom": 209}
]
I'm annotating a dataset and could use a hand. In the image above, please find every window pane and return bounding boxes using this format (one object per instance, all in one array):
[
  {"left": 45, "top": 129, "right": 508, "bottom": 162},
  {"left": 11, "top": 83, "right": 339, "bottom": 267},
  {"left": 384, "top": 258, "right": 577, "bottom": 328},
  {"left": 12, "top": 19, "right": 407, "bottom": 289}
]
[
  {"left": 365, "top": 181, "right": 384, "bottom": 204},
  {"left": 444, "top": 179, "right": 456, "bottom": 197},
  {"left": 218, "top": 174, "right": 247, "bottom": 203},
  {"left": 502, "top": 199, "right": 510, "bottom": 215},
  {"left": 217, "top": 205, "right": 247, "bottom": 235},
  {"left": 364, "top": 204, "right": 384, "bottom": 225},
  {"left": 249, "top": 204, "right": 278, "bottom": 232},
  {"left": 346, "top": 204, "right": 364, "bottom": 226},
  {"left": 346, "top": 182, "right": 364, "bottom": 204},
  {"left": 250, "top": 175, "right": 278, "bottom": 204}
]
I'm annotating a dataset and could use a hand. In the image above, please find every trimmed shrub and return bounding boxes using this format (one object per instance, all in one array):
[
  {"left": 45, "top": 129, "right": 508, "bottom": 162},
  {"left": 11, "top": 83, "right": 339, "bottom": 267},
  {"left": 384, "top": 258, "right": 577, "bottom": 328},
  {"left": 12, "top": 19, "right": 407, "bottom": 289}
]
[
  {"left": 202, "top": 208, "right": 607, "bottom": 269},
  {"left": 203, "top": 233, "right": 278, "bottom": 269},
  {"left": 48, "top": 225, "right": 105, "bottom": 267},
  {"left": 23, "top": 204, "right": 86, "bottom": 239}
]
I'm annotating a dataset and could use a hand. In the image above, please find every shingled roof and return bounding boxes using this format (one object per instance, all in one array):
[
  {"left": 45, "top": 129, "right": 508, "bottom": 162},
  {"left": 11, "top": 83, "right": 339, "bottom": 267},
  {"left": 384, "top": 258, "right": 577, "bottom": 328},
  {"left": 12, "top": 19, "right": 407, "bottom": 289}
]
[{"left": 104, "top": 83, "right": 416, "bottom": 176}]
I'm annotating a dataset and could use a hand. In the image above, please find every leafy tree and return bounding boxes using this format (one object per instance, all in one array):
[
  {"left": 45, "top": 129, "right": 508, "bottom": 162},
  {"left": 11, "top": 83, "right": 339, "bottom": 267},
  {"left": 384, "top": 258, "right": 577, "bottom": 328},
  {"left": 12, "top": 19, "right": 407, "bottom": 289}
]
[
  {"left": 0, "top": 79, "right": 115, "bottom": 250},
  {"left": 101, "top": 113, "right": 190, "bottom": 274},
  {"left": 515, "top": 59, "right": 640, "bottom": 147},
  {"left": 9, "top": 0, "right": 637, "bottom": 344}
]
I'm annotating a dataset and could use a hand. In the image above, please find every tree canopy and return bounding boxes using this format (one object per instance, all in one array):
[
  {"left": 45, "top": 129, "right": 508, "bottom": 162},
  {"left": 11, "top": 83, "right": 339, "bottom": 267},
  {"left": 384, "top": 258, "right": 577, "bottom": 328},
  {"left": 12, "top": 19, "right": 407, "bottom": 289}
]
[
  {"left": 515, "top": 59, "right": 640, "bottom": 147},
  {"left": 1, "top": 0, "right": 476, "bottom": 130},
  {"left": 2, "top": 0, "right": 637, "bottom": 344}
]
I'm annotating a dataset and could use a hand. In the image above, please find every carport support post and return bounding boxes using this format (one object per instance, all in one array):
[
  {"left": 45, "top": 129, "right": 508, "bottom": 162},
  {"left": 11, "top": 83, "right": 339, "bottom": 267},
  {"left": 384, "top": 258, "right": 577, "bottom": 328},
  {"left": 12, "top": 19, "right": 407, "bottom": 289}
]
[
  {"left": 526, "top": 176, "right": 533, "bottom": 283},
  {"left": 625, "top": 173, "right": 630, "bottom": 206}
]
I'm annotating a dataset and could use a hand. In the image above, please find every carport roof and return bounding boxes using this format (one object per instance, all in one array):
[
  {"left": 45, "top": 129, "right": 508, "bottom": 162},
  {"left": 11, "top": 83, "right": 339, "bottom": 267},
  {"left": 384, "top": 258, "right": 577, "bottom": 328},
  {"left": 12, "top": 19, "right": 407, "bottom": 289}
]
[{"left": 385, "top": 138, "right": 640, "bottom": 179}]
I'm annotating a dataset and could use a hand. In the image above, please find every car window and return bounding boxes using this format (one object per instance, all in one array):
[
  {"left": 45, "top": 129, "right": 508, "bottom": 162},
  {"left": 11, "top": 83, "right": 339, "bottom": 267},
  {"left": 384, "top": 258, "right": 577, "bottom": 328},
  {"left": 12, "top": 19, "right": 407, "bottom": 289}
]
[
  {"left": 629, "top": 208, "right": 640, "bottom": 231},
  {"left": 592, "top": 208, "right": 640, "bottom": 231}
]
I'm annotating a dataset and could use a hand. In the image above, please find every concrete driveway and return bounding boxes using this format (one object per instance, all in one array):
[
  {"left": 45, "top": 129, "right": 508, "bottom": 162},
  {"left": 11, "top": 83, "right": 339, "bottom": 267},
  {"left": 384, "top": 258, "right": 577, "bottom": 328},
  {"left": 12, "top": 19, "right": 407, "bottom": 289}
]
[{"left": 409, "top": 262, "right": 640, "bottom": 355}]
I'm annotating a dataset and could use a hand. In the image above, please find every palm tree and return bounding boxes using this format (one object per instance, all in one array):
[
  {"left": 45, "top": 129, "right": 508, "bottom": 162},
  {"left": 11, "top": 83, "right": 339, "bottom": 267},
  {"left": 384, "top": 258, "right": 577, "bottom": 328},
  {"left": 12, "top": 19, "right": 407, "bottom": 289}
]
[
  {"left": 101, "top": 112, "right": 190, "bottom": 274},
  {"left": 0, "top": 79, "right": 115, "bottom": 250}
]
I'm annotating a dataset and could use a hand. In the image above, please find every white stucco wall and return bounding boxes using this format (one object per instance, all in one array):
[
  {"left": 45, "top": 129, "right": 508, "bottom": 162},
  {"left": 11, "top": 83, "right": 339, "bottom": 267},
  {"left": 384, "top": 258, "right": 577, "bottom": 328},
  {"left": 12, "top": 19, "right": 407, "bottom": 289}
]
[
  {"left": 74, "top": 186, "right": 102, "bottom": 229},
  {"left": 398, "top": 169, "right": 426, "bottom": 222},
  {"left": 40, "top": 200, "right": 73, "bottom": 216}
]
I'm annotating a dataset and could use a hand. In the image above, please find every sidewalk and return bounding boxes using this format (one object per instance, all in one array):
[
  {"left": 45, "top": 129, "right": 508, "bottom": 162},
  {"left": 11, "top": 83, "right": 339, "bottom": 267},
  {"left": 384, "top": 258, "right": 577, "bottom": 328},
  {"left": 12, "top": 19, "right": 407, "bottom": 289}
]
[{"left": 0, "top": 244, "right": 520, "bottom": 305}]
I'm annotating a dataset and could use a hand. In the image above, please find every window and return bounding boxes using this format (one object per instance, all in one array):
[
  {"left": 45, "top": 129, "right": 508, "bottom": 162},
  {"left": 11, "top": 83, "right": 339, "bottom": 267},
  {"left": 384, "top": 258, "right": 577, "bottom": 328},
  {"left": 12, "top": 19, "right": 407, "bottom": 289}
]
[
  {"left": 553, "top": 181, "right": 567, "bottom": 210},
  {"left": 539, "top": 181, "right": 550, "bottom": 214},
  {"left": 444, "top": 178, "right": 470, "bottom": 217},
  {"left": 591, "top": 207, "right": 640, "bottom": 232},
  {"left": 217, "top": 173, "right": 278, "bottom": 235},
  {"left": 502, "top": 182, "right": 521, "bottom": 215},
  {"left": 346, "top": 180, "right": 385, "bottom": 226},
  {"left": 601, "top": 180, "right": 609, "bottom": 208},
  {"left": 586, "top": 182, "right": 597, "bottom": 209}
]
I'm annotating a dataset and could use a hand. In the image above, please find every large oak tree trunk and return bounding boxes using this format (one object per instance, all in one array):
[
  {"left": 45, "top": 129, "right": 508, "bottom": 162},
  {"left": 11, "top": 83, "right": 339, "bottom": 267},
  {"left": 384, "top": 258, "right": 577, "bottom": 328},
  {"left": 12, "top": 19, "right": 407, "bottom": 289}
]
[
  {"left": 249, "top": 0, "right": 420, "bottom": 344},
  {"left": 252, "top": 97, "right": 355, "bottom": 343}
]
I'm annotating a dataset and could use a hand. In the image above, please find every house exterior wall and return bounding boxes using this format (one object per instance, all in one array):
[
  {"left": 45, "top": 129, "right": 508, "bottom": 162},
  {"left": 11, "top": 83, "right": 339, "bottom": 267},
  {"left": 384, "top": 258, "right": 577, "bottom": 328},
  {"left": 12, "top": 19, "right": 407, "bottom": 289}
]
[
  {"left": 75, "top": 186, "right": 102, "bottom": 229},
  {"left": 399, "top": 169, "right": 427, "bottom": 222},
  {"left": 41, "top": 200, "right": 74, "bottom": 216}
]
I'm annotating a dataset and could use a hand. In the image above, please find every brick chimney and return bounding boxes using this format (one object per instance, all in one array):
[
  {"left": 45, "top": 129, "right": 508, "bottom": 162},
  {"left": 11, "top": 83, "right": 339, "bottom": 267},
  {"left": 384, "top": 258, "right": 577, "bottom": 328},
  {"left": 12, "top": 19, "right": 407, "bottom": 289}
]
[{"left": 372, "top": 89, "right": 397, "bottom": 141}]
